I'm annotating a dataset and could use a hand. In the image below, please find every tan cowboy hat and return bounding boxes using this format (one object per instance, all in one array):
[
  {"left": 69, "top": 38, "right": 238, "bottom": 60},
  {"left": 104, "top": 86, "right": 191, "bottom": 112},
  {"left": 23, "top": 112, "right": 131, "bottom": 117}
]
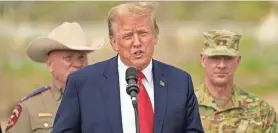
[{"left": 26, "top": 22, "right": 104, "bottom": 63}]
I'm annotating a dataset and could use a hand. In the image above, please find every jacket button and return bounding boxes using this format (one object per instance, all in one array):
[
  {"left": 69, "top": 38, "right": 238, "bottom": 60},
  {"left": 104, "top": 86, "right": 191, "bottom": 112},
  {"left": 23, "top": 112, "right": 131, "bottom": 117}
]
[{"left": 44, "top": 123, "right": 49, "bottom": 128}]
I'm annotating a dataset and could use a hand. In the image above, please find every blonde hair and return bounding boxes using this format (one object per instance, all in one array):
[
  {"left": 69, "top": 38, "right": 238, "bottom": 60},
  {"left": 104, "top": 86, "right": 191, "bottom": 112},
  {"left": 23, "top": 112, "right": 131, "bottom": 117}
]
[{"left": 107, "top": 2, "right": 160, "bottom": 37}]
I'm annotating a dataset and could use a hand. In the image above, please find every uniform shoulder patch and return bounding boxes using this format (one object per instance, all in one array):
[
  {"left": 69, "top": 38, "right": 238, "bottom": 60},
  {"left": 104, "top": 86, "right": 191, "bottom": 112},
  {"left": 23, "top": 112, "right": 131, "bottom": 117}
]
[
  {"left": 6, "top": 104, "right": 22, "bottom": 131},
  {"left": 20, "top": 86, "right": 50, "bottom": 102}
]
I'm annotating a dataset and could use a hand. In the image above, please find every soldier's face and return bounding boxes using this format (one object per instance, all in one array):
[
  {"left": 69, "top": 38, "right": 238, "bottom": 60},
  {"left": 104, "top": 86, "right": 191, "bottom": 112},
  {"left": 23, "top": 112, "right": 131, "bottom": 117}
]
[
  {"left": 46, "top": 50, "right": 89, "bottom": 88},
  {"left": 200, "top": 54, "right": 241, "bottom": 86},
  {"left": 110, "top": 15, "right": 157, "bottom": 71}
]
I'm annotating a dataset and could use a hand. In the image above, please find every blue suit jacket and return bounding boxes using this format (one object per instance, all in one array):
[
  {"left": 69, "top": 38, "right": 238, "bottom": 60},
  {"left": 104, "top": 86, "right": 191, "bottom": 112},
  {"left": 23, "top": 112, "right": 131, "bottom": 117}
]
[{"left": 52, "top": 56, "right": 204, "bottom": 133}]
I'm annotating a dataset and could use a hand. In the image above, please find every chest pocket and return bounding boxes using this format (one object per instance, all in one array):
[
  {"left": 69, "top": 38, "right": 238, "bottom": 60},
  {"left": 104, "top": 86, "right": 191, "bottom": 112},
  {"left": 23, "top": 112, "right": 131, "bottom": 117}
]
[
  {"left": 202, "top": 111, "right": 246, "bottom": 133},
  {"left": 221, "top": 112, "right": 262, "bottom": 133},
  {"left": 30, "top": 117, "right": 54, "bottom": 133}
]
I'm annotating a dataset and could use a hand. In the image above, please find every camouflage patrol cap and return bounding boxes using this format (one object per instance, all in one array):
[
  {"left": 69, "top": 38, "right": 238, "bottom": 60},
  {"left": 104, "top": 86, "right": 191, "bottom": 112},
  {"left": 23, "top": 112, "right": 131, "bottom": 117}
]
[{"left": 202, "top": 30, "right": 242, "bottom": 56}]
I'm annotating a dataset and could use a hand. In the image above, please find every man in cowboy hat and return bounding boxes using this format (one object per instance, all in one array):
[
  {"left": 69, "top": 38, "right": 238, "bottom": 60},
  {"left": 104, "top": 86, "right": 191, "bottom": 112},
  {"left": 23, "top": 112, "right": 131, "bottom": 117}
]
[
  {"left": 195, "top": 29, "right": 277, "bottom": 132},
  {"left": 5, "top": 22, "right": 103, "bottom": 133}
]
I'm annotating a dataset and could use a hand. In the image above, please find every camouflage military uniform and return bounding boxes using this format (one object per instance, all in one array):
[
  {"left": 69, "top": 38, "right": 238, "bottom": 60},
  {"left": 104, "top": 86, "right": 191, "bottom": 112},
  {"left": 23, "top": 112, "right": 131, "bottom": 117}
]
[
  {"left": 5, "top": 85, "right": 62, "bottom": 133},
  {"left": 196, "top": 30, "right": 278, "bottom": 133},
  {"left": 195, "top": 84, "right": 277, "bottom": 133}
]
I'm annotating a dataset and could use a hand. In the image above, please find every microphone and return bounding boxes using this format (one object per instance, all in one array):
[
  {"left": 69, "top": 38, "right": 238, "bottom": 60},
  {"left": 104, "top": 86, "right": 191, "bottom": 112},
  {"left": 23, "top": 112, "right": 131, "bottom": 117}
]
[
  {"left": 125, "top": 67, "right": 140, "bottom": 107},
  {"left": 125, "top": 67, "right": 140, "bottom": 133}
]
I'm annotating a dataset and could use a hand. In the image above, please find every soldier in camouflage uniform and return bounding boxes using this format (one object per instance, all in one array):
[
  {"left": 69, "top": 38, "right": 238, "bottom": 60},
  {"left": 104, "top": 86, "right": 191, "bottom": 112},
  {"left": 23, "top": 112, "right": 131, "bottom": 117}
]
[
  {"left": 195, "top": 29, "right": 278, "bottom": 133},
  {"left": 4, "top": 22, "right": 103, "bottom": 133}
]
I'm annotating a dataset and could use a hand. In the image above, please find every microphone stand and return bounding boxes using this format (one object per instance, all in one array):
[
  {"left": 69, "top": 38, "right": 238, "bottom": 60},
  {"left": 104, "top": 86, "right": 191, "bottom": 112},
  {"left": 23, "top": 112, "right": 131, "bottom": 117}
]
[
  {"left": 131, "top": 96, "right": 140, "bottom": 133},
  {"left": 125, "top": 67, "right": 140, "bottom": 133}
]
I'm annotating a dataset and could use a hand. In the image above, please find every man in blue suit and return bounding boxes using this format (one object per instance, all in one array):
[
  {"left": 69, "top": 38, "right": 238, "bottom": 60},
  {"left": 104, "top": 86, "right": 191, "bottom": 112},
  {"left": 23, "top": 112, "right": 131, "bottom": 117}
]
[{"left": 52, "top": 2, "right": 204, "bottom": 133}]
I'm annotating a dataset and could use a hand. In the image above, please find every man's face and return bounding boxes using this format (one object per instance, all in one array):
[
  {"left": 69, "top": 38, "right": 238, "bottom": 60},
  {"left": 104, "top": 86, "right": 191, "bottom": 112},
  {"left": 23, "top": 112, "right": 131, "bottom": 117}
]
[
  {"left": 110, "top": 15, "right": 158, "bottom": 70},
  {"left": 46, "top": 50, "right": 88, "bottom": 86},
  {"left": 200, "top": 54, "right": 241, "bottom": 86}
]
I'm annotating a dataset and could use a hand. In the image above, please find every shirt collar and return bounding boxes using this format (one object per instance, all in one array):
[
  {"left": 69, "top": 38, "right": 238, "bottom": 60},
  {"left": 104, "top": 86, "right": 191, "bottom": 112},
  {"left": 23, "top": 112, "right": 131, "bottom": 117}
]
[
  {"left": 50, "top": 84, "right": 63, "bottom": 101},
  {"left": 117, "top": 56, "right": 153, "bottom": 84},
  {"left": 195, "top": 83, "right": 243, "bottom": 111}
]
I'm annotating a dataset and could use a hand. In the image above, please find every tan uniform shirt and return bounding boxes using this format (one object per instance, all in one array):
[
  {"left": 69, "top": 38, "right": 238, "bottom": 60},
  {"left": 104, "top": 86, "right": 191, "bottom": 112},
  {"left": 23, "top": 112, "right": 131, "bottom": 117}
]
[
  {"left": 5, "top": 85, "right": 62, "bottom": 133},
  {"left": 1, "top": 120, "right": 8, "bottom": 133},
  {"left": 195, "top": 84, "right": 278, "bottom": 133}
]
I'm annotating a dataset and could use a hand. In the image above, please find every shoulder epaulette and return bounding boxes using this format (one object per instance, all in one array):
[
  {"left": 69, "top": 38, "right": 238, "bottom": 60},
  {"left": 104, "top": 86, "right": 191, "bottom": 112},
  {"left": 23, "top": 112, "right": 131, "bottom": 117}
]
[{"left": 20, "top": 86, "right": 49, "bottom": 102}]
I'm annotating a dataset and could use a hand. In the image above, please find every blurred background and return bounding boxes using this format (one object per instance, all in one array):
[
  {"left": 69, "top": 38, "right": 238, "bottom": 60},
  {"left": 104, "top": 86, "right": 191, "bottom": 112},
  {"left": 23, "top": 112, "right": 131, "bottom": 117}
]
[{"left": 0, "top": 1, "right": 277, "bottom": 124}]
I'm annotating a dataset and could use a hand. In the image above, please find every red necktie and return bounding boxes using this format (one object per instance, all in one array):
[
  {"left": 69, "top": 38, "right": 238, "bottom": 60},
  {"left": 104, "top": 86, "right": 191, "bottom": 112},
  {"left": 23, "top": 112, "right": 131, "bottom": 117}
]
[{"left": 137, "top": 71, "right": 154, "bottom": 133}]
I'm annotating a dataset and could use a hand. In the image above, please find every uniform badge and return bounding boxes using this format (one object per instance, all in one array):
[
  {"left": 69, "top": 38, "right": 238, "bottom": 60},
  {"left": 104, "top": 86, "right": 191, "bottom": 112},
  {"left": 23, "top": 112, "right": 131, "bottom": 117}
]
[
  {"left": 216, "top": 39, "right": 228, "bottom": 46},
  {"left": 38, "top": 113, "right": 53, "bottom": 117},
  {"left": 6, "top": 104, "right": 22, "bottom": 131},
  {"left": 236, "top": 120, "right": 249, "bottom": 133}
]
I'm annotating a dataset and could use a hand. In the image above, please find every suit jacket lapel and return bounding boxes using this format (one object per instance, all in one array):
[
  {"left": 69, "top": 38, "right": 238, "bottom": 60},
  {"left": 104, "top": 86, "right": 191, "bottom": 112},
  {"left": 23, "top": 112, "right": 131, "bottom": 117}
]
[
  {"left": 153, "top": 60, "right": 168, "bottom": 133},
  {"left": 101, "top": 56, "right": 123, "bottom": 133}
]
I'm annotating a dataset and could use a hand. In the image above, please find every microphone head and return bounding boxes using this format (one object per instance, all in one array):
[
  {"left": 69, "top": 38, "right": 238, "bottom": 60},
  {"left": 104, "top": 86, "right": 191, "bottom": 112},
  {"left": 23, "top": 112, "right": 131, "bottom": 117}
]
[{"left": 125, "top": 67, "right": 138, "bottom": 83}]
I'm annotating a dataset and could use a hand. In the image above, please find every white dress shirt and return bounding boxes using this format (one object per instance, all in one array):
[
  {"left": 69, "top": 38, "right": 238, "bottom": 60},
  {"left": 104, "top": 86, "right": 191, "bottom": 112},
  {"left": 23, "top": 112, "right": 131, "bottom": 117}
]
[{"left": 118, "top": 56, "right": 154, "bottom": 133}]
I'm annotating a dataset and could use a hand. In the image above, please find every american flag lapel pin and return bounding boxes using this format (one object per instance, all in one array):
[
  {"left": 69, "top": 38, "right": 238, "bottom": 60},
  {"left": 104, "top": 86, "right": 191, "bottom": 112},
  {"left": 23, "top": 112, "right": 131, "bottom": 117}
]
[{"left": 160, "top": 80, "right": 165, "bottom": 87}]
